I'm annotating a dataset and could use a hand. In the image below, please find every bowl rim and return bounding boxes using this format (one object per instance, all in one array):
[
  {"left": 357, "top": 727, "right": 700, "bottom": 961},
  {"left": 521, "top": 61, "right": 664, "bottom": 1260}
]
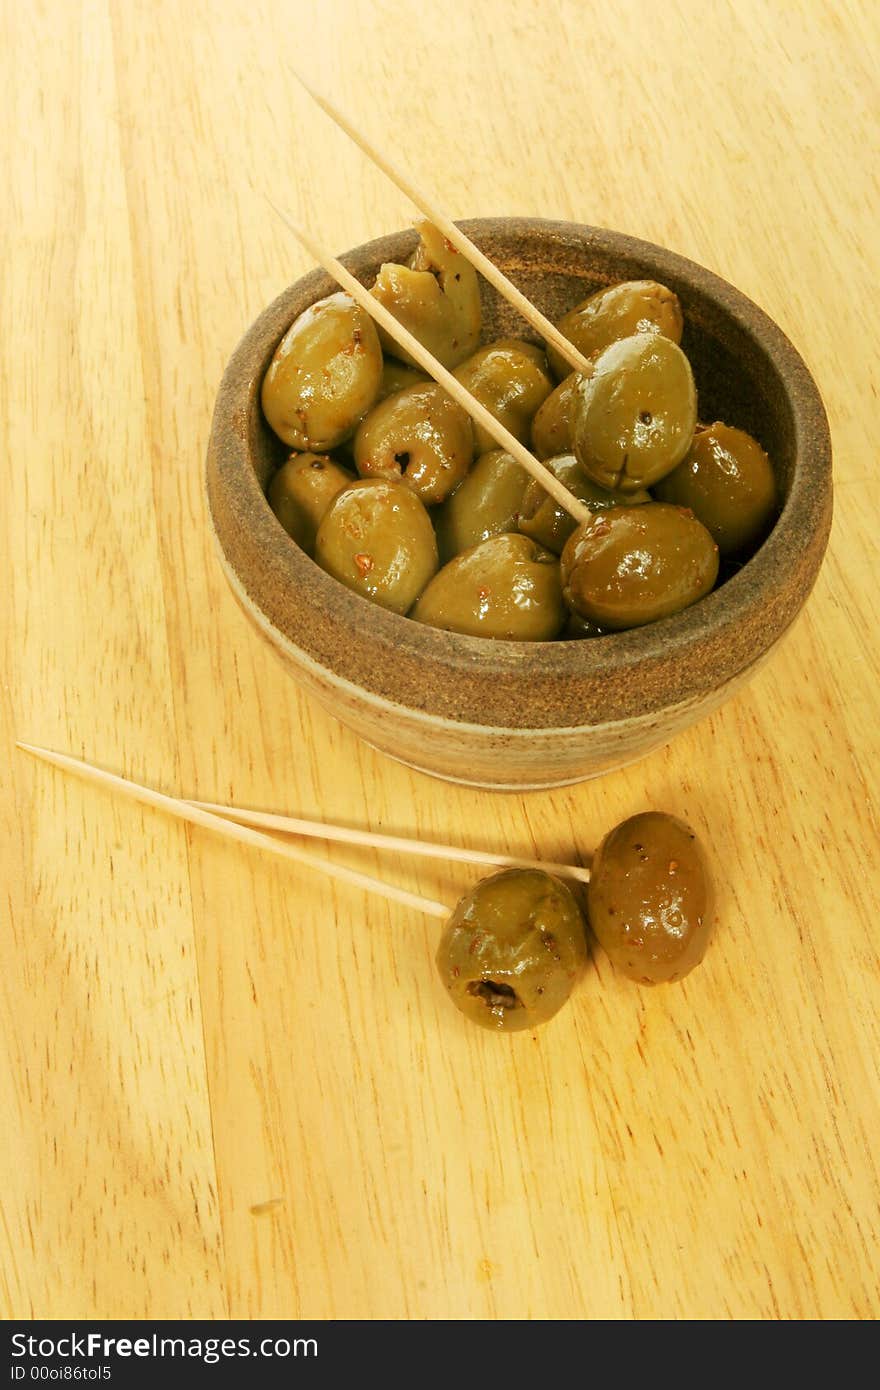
[{"left": 207, "top": 217, "right": 832, "bottom": 730}]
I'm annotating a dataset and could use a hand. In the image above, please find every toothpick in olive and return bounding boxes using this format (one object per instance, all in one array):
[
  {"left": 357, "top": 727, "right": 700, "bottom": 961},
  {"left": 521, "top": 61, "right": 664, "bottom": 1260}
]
[{"left": 437, "top": 868, "right": 589, "bottom": 1031}]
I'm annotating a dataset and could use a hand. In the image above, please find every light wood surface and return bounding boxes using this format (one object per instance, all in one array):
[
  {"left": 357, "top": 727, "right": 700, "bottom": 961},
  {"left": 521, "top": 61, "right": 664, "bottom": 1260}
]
[{"left": 2, "top": 0, "right": 878, "bottom": 1321}]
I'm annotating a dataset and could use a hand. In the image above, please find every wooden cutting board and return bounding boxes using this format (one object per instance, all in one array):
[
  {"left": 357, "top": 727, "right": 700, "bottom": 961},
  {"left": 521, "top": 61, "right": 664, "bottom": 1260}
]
[{"left": 2, "top": 0, "right": 878, "bottom": 1319}]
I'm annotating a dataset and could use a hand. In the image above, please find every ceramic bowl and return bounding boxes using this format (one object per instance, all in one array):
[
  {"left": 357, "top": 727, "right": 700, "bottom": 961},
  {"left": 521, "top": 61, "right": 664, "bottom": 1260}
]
[{"left": 206, "top": 219, "right": 832, "bottom": 789}]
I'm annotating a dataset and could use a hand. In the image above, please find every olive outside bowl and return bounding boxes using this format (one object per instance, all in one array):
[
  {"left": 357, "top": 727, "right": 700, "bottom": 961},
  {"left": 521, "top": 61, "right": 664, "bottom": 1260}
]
[{"left": 206, "top": 219, "right": 832, "bottom": 790}]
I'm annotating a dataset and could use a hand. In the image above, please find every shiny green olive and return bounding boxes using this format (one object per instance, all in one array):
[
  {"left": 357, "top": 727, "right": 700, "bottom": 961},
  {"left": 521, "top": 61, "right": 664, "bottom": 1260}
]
[
  {"left": 332, "top": 361, "right": 430, "bottom": 469},
  {"left": 267, "top": 453, "right": 355, "bottom": 555},
  {"left": 587, "top": 812, "right": 714, "bottom": 984},
  {"left": 573, "top": 334, "right": 697, "bottom": 492},
  {"left": 560, "top": 503, "right": 719, "bottom": 630},
  {"left": 353, "top": 382, "right": 474, "bottom": 506},
  {"left": 505, "top": 339, "right": 551, "bottom": 368},
  {"left": 546, "top": 280, "right": 683, "bottom": 381},
  {"left": 653, "top": 422, "right": 777, "bottom": 555},
  {"left": 453, "top": 339, "right": 554, "bottom": 456},
  {"left": 261, "top": 292, "right": 383, "bottom": 451},
  {"left": 371, "top": 218, "right": 481, "bottom": 370},
  {"left": 531, "top": 375, "right": 578, "bottom": 460},
  {"left": 518, "top": 453, "right": 651, "bottom": 555},
  {"left": 562, "top": 612, "right": 608, "bottom": 639},
  {"left": 436, "top": 868, "right": 589, "bottom": 1032},
  {"left": 314, "top": 479, "right": 438, "bottom": 614},
  {"left": 377, "top": 360, "right": 430, "bottom": 401},
  {"left": 412, "top": 533, "right": 565, "bottom": 641},
  {"left": 435, "top": 450, "right": 531, "bottom": 562}
]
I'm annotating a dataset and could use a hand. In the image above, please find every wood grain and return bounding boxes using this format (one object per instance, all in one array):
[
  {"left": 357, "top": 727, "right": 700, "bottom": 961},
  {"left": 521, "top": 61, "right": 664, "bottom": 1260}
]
[{"left": 2, "top": 0, "right": 878, "bottom": 1319}]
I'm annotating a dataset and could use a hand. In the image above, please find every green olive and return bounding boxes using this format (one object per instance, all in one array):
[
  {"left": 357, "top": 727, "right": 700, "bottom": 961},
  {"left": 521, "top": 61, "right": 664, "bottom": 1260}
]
[
  {"left": 531, "top": 375, "right": 578, "bottom": 460},
  {"left": 560, "top": 503, "right": 719, "bottom": 630},
  {"left": 267, "top": 453, "right": 355, "bottom": 555},
  {"left": 453, "top": 339, "right": 554, "bottom": 456},
  {"left": 562, "top": 612, "right": 608, "bottom": 640},
  {"left": 353, "top": 382, "right": 474, "bottom": 506},
  {"left": 371, "top": 219, "right": 481, "bottom": 370},
  {"left": 261, "top": 292, "right": 383, "bottom": 451},
  {"left": 314, "top": 479, "right": 438, "bottom": 614},
  {"left": 412, "top": 533, "right": 565, "bottom": 641},
  {"left": 587, "top": 812, "right": 714, "bottom": 984},
  {"left": 376, "top": 360, "right": 430, "bottom": 401},
  {"left": 504, "top": 339, "right": 550, "bottom": 368},
  {"left": 434, "top": 450, "right": 531, "bottom": 562},
  {"left": 546, "top": 280, "right": 683, "bottom": 381},
  {"left": 518, "top": 453, "right": 651, "bottom": 555},
  {"left": 332, "top": 362, "right": 429, "bottom": 470},
  {"left": 573, "top": 334, "right": 697, "bottom": 492},
  {"left": 653, "top": 422, "right": 777, "bottom": 555},
  {"left": 436, "top": 868, "right": 589, "bottom": 1031}
]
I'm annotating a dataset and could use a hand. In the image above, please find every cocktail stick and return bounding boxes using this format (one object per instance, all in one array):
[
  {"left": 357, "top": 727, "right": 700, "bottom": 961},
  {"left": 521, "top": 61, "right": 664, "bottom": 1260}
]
[
  {"left": 292, "top": 69, "right": 593, "bottom": 379},
  {"left": 17, "top": 743, "right": 450, "bottom": 920},
  {"left": 191, "top": 798, "right": 591, "bottom": 885},
  {"left": 268, "top": 202, "right": 591, "bottom": 527}
]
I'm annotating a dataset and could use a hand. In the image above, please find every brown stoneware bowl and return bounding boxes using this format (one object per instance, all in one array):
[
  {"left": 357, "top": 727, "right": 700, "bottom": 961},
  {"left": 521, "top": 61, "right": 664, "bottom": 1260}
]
[{"left": 206, "top": 219, "right": 832, "bottom": 789}]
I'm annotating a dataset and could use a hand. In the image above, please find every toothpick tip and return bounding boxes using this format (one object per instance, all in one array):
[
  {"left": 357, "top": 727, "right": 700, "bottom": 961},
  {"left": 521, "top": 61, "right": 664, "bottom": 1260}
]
[
  {"left": 265, "top": 197, "right": 305, "bottom": 241},
  {"left": 289, "top": 65, "right": 323, "bottom": 103}
]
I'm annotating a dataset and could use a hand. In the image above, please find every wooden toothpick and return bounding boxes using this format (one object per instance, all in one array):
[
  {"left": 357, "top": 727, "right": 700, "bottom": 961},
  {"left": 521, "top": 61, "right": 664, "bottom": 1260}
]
[
  {"left": 267, "top": 201, "right": 591, "bottom": 528},
  {"left": 191, "top": 798, "right": 591, "bottom": 885},
  {"left": 17, "top": 744, "right": 450, "bottom": 920},
  {"left": 291, "top": 69, "right": 594, "bottom": 380}
]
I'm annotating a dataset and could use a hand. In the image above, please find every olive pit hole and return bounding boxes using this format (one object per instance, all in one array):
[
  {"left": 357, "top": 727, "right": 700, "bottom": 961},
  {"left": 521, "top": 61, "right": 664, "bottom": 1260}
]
[
  {"left": 467, "top": 979, "right": 522, "bottom": 1012},
  {"left": 394, "top": 451, "right": 411, "bottom": 468}
]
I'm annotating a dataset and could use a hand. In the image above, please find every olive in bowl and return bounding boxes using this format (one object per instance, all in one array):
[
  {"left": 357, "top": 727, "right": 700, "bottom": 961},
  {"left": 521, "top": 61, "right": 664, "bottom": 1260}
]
[
  {"left": 412, "top": 533, "right": 565, "bottom": 641},
  {"left": 560, "top": 503, "right": 719, "bottom": 630},
  {"left": 207, "top": 218, "right": 832, "bottom": 789},
  {"left": 267, "top": 452, "right": 355, "bottom": 555},
  {"left": 314, "top": 479, "right": 438, "bottom": 615},
  {"left": 653, "top": 422, "right": 777, "bottom": 555},
  {"left": 434, "top": 449, "right": 530, "bottom": 562},
  {"left": 353, "top": 381, "right": 474, "bottom": 505}
]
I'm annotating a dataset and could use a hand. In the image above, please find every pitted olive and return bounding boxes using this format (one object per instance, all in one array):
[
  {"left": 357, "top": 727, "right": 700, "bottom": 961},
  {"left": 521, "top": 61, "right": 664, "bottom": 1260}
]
[
  {"left": 435, "top": 450, "right": 530, "bottom": 562},
  {"left": 654, "top": 422, "right": 777, "bottom": 555},
  {"left": 572, "top": 334, "right": 697, "bottom": 492},
  {"left": 454, "top": 339, "right": 554, "bottom": 456},
  {"left": 314, "top": 479, "right": 438, "bottom": 614},
  {"left": 261, "top": 292, "right": 383, "bottom": 451},
  {"left": 353, "top": 382, "right": 474, "bottom": 505},
  {"left": 587, "top": 813, "right": 714, "bottom": 984},
  {"left": 267, "top": 453, "right": 356, "bottom": 555},
  {"left": 437, "top": 869, "right": 589, "bottom": 1031},
  {"left": 412, "top": 533, "right": 565, "bottom": 641},
  {"left": 371, "top": 219, "right": 481, "bottom": 370},
  {"left": 546, "top": 279, "right": 683, "bottom": 381},
  {"left": 560, "top": 503, "right": 719, "bottom": 630}
]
